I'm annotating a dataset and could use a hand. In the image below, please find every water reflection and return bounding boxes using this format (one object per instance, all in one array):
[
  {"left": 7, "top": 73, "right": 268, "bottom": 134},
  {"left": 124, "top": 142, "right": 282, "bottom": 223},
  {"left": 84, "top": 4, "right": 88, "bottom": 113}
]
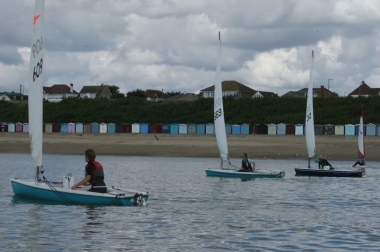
[{"left": 85, "top": 206, "right": 106, "bottom": 225}]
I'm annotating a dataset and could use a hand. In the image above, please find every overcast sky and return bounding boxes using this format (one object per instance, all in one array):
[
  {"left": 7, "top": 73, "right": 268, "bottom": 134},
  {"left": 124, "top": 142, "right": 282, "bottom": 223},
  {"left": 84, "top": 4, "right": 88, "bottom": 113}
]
[{"left": 1, "top": 0, "right": 379, "bottom": 96}]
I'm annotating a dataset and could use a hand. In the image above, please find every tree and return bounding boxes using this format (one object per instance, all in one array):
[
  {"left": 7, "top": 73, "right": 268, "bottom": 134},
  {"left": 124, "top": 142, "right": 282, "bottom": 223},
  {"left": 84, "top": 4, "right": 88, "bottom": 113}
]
[{"left": 101, "top": 84, "right": 125, "bottom": 99}]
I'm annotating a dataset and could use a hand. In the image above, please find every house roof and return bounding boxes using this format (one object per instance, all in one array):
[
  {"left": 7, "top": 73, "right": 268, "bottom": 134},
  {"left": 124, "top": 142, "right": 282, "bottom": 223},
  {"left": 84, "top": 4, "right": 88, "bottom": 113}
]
[
  {"left": 79, "top": 85, "right": 108, "bottom": 94},
  {"left": 43, "top": 84, "right": 78, "bottom": 94},
  {"left": 281, "top": 91, "right": 297, "bottom": 97},
  {"left": 146, "top": 89, "right": 170, "bottom": 98},
  {"left": 348, "top": 81, "right": 378, "bottom": 96},
  {"left": 201, "top": 80, "right": 256, "bottom": 93}
]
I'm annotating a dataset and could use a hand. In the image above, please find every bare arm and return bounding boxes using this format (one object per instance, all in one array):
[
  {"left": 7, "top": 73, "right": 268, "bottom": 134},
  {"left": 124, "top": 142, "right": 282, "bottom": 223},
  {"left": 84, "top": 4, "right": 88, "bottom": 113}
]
[{"left": 71, "top": 175, "right": 91, "bottom": 190}]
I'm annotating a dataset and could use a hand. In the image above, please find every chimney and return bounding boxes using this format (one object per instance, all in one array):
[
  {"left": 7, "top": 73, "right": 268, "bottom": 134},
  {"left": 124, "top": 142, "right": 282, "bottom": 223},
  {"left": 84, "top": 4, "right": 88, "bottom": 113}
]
[{"left": 70, "top": 83, "right": 73, "bottom": 93}]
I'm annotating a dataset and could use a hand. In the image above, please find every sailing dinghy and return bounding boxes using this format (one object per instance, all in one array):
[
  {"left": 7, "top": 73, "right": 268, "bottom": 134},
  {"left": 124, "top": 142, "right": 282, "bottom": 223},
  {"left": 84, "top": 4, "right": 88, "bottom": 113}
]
[
  {"left": 10, "top": 0, "right": 149, "bottom": 206},
  {"left": 205, "top": 32, "right": 284, "bottom": 179},
  {"left": 294, "top": 51, "right": 365, "bottom": 177}
]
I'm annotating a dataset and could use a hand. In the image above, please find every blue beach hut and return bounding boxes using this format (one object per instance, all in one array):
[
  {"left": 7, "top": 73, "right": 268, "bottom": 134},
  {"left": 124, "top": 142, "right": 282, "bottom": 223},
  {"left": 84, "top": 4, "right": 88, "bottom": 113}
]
[
  {"left": 241, "top": 124, "right": 249, "bottom": 135},
  {"left": 277, "top": 123, "right": 286, "bottom": 135},
  {"left": 179, "top": 124, "right": 187, "bottom": 134},
  {"left": 225, "top": 123, "right": 232, "bottom": 135},
  {"left": 8, "top": 123, "right": 15, "bottom": 132},
  {"left": 140, "top": 123, "right": 149, "bottom": 134},
  {"left": 295, "top": 124, "right": 303, "bottom": 135},
  {"left": 61, "top": 123, "right": 68, "bottom": 133},
  {"left": 91, "top": 123, "right": 99, "bottom": 133},
  {"left": 366, "top": 123, "right": 376, "bottom": 136},
  {"left": 344, "top": 124, "right": 355, "bottom": 136},
  {"left": 170, "top": 123, "right": 179, "bottom": 134},
  {"left": 75, "top": 123, "right": 83, "bottom": 133},
  {"left": 205, "top": 123, "right": 214, "bottom": 134},
  {"left": 107, "top": 123, "right": 116, "bottom": 133},
  {"left": 196, "top": 124, "right": 205, "bottom": 134},
  {"left": 162, "top": 124, "right": 170, "bottom": 133},
  {"left": 23, "top": 123, "right": 29, "bottom": 133},
  {"left": 231, "top": 124, "right": 241, "bottom": 135}
]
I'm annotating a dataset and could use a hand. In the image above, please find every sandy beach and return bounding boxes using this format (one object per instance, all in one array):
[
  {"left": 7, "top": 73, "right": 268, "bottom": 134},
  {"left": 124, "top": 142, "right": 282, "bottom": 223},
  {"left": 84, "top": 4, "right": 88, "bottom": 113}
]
[{"left": 0, "top": 132, "right": 378, "bottom": 161}]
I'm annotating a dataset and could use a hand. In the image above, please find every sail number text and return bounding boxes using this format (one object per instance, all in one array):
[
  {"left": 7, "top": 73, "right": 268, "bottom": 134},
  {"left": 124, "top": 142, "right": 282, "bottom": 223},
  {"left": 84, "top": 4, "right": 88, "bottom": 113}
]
[
  {"left": 214, "top": 108, "right": 222, "bottom": 121},
  {"left": 306, "top": 112, "right": 312, "bottom": 122},
  {"left": 33, "top": 58, "right": 43, "bottom": 82},
  {"left": 32, "top": 36, "right": 43, "bottom": 82},
  {"left": 32, "top": 36, "right": 43, "bottom": 58}
]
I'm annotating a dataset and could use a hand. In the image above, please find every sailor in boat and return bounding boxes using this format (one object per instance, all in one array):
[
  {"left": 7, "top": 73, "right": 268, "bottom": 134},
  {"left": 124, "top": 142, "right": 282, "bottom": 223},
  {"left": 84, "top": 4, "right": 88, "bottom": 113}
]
[
  {"left": 238, "top": 153, "right": 256, "bottom": 172},
  {"left": 352, "top": 159, "right": 365, "bottom": 167},
  {"left": 317, "top": 155, "right": 334, "bottom": 170},
  {"left": 71, "top": 149, "right": 107, "bottom": 193}
]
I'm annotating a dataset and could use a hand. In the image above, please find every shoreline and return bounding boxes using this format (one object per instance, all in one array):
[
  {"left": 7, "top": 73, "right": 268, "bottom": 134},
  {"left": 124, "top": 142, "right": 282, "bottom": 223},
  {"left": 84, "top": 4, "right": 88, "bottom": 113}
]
[{"left": 0, "top": 132, "right": 379, "bottom": 161}]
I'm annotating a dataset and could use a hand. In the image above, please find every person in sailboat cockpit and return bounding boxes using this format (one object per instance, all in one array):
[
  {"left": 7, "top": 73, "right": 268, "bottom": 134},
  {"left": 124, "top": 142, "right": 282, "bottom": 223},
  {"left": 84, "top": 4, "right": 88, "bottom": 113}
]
[
  {"left": 352, "top": 159, "right": 365, "bottom": 167},
  {"left": 317, "top": 155, "right": 334, "bottom": 170},
  {"left": 238, "top": 153, "right": 256, "bottom": 172},
  {"left": 71, "top": 149, "right": 107, "bottom": 193}
]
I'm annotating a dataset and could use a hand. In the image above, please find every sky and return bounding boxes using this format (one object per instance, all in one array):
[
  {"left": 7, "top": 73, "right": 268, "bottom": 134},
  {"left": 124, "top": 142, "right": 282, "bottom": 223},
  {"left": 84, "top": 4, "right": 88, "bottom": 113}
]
[{"left": 1, "top": 0, "right": 380, "bottom": 97}]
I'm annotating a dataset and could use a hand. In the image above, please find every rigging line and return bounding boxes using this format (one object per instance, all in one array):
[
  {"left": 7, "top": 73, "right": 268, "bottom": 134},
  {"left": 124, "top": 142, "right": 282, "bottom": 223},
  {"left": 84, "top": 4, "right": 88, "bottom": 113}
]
[{"left": 42, "top": 176, "right": 80, "bottom": 205}]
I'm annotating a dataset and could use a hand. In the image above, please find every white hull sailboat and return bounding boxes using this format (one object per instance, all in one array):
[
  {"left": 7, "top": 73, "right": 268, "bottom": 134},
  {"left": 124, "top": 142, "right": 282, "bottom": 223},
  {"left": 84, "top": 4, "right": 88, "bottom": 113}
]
[
  {"left": 10, "top": 0, "right": 149, "bottom": 206},
  {"left": 205, "top": 32, "right": 284, "bottom": 179},
  {"left": 295, "top": 51, "right": 365, "bottom": 177}
]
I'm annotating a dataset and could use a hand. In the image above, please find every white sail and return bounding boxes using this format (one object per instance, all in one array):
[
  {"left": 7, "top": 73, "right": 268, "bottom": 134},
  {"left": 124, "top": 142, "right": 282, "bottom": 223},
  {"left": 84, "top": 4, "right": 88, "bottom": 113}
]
[
  {"left": 305, "top": 51, "right": 316, "bottom": 159},
  {"left": 358, "top": 106, "right": 365, "bottom": 160},
  {"left": 214, "top": 32, "right": 229, "bottom": 163},
  {"left": 28, "top": 0, "right": 44, "bottom": 167}
]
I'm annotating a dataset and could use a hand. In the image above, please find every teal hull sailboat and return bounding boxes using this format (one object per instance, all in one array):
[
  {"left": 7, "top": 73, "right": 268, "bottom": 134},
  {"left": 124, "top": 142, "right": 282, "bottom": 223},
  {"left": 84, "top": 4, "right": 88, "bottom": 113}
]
[
  {"left": 205, "top": 32, "right": 284, "bottom": 179},
  {"left": 10, "top": 0, "right": 149, "bottom": 206}
]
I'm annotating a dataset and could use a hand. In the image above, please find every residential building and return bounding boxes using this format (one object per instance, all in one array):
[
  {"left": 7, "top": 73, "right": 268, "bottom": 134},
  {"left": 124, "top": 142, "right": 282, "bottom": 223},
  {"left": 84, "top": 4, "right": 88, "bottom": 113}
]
[
  {"left": 348, "top": 81, "right": 380, "bottom": 97},
  {"left": 43, "top": 83, "right": 79, "bottom": 102},
  {"left": 146, "top": 89, "right": 168, "bottom": 101},
  {"left": 79, "top": 85, "right": 112, "bottom": 99},
  {"left": 286, "top": 85, "right": 339, "bottom": 98},
  {"left": 252, "top": 91, "right": 279, "bottom": 98},
  {"left": 0, "top": 92, "right": 28, "bottom": 103},
  {"left": 200, "top": 80, "right": 256, "bottom": 98}
]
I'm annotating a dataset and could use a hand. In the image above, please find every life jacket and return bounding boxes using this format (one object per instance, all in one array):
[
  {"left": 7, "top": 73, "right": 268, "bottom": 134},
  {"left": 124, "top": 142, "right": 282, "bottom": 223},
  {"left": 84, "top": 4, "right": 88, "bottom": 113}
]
[
  {"left": 90, "top": 161, "right": 104, "bottom": 185},
  {"left": 243, "top": 159, "right": 253, "bottom": 171}
]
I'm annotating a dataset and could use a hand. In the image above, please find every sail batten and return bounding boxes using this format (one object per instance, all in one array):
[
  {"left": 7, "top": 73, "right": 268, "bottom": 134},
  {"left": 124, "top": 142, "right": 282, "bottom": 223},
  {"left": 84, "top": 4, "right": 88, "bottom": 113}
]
[
  {"left": 214, "top": 32, "right": 229, "bottom": 163},
  {"left": 29, "top": 0, "right": 45, "bottom": 167},
  {"left": 305, "top": 51, "right": 316, "bottom": 159}
]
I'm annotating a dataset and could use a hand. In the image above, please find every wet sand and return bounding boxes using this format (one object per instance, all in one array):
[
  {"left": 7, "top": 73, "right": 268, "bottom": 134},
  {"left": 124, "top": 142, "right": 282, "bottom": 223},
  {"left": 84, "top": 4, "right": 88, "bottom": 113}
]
[{"left": 0, "top": 132, "right": 378, "bottom": 161}]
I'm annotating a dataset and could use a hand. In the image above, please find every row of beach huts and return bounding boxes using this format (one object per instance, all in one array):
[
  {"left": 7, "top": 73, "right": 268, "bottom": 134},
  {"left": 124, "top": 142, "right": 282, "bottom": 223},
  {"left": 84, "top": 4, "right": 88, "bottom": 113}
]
[{"left": 1, "top": 122, "right": 380, "bottom": 136}]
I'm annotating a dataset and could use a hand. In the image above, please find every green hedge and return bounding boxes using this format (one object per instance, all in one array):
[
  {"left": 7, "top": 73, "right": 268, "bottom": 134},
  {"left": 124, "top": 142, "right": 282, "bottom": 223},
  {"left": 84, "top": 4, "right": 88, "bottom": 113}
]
[{"left": 1, "top": 96, "right": 379, "bottom": 125}]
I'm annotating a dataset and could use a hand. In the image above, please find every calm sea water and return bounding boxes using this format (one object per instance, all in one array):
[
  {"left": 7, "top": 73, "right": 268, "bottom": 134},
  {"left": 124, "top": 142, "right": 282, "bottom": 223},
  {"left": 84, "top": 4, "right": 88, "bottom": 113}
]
[{"left": 1, "top": 153, "right": 380, "bottom": 251}]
